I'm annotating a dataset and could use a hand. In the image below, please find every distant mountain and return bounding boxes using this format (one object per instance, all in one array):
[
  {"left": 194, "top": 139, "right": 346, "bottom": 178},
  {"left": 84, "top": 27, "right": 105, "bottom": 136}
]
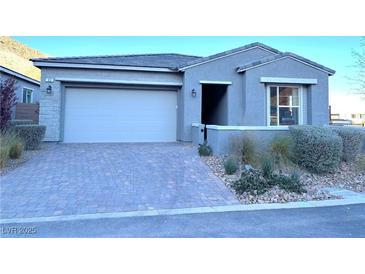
[{"left": 0, "top": 36, "right": 47, "bottom": 81}]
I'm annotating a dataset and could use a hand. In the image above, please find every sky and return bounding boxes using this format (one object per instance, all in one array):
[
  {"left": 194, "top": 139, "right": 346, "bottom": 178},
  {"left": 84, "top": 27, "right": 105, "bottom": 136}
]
[{"left": 13, "top": 36, "right": 365, "bottom": 113}]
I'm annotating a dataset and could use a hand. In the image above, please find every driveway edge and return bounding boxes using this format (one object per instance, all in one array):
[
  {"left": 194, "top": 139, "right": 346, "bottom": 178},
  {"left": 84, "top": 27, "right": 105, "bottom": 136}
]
[{"left": 1, "top": 188, "right": 365, "bottom": 224}]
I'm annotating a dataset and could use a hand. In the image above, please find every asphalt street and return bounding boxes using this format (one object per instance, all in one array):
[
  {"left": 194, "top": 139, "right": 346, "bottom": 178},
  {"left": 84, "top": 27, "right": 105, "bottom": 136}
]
[{"left": 2, "top": 204, "right": 365, "bottom": 238}]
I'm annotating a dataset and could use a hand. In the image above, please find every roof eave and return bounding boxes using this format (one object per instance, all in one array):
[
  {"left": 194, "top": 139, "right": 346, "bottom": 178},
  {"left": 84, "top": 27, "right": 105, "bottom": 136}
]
[
  {"left": 178, "top": 43, "right": 280, "bottom": 71},
  {"left": 236, "top": 55, "right": 336, "bottom": 76},
  {"left": 32, "top": 61, "right": 179, "bottom": 73},
  {"left": 0, "top": 66, "right": 40, "bottom": 85}
]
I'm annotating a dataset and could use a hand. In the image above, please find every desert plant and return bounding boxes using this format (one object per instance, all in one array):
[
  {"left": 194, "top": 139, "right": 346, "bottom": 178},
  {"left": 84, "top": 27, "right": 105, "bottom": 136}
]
[
  {"left": 260, "top": 154, "right": 275, "bottom": 179},
  {"left": 289, "top": 126, "right": 342, "bottom": 173},
  {"left": 198, "top": 142, "right": 213, "bottom": 156},
  {"left": 269, "top": 171, "right": 306, "bottom": 194},
  {"left": 224, "top": 156, "right": 239, "bottom": 175},
  {"left": 355, "top": 155, "right": 365, "bottom": 172},
  {"left": 0, "top": 78, "right": 17, "bottom": 132},
  {"left": 232, "top": 165, "right": 306, "bottom": 196},
  {"left": 8, "top": 140, "right": 24, "bottom": 159},
  {"left": 230, "top": 135, "right": 257, "bottom": 164},
  {"left": 0, "top": 137, "right": 9, "bottom": 168},
  {"left": 13, "top": 125, "right": 46, "bottom": 150},
  {"left": 0, "top": 133, "right": 25, "bottom": 164},
  {"left": 230, "top": 135, "right": 243, "bottom": 158},
  {"left": 331, "top": 127, "right": 365, "bottom": 162},
  {"left": 242, "top": 136, "right": 256, "bottom": 163},
  {"left": 270, "top": 135, "right": 294, "bottom": 165},
  {"left": 232, "top": 170, "right": 269, "bottom": 195}
]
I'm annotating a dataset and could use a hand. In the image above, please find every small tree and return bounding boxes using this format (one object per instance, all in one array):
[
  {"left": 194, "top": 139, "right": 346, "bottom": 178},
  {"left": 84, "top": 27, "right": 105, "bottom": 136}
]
[
  {"left": 352, "top": 37, "right": 365, "bottom": 96},
  {"left": 0, "top": 78, "right": 17, "bottom": 132}
]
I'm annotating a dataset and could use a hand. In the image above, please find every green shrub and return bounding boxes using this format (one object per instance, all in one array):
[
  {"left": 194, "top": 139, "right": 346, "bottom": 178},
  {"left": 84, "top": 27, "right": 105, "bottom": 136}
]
[
  {"left": 289, "top": 126, "right": 342, "bottom": 174},
  {"left": 232, "top": 168, "right": 306, "bottom": 196},
  {"left": 0, "top": 142, "right": 9, "bottom": 168},
  {"left": 0, "top": 133, "right": 26, "bottom": 166},
  {"left": 224, "top": 156, "right": 239, "bottom": 175},
  {"left": 332, "top": 127, "right": 365, "bottom": 162},
  {"left": 269, "top": 171, "right": 306, "bottom": 194},
  {"left": 270, "top": 136, "right": 294, "bottom": 165},
  {"left": 260, "top": 155, "right": 274, "bottom": 179},
  {"left": 9, "top": 141, "right": 24, "bottom": 159},
  {"left": 230, "top": 135, "right": 258, "bottom": 164},
  {"left": 355, "top": 155, "right": 365, "bottom": 172},
  {"left": 14, "top": 125, "right": 46, "bottom": 150},
  {"left": 198, "top": 143, "right": 213, "bottom": 156},
  {"left": 241, "top": 136, "right": 256, "bottom": 164},
  {"left": 232, "top": 170, "right": 269, "bottom": 195}
]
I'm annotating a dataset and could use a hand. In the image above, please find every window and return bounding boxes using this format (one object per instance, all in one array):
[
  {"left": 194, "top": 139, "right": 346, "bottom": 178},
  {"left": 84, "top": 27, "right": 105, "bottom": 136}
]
[
  {"left": 268, "top": 86, "right": 302, "bottom": 126},
  {"left": 22, "top": 88, "right": 33, "bottom": 103}
]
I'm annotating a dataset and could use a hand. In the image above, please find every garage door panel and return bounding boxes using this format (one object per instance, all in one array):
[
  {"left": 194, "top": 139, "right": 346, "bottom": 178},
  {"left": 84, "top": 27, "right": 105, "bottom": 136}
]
[{"left": 63, "top": 88, "right": 177, "bottom": 143}]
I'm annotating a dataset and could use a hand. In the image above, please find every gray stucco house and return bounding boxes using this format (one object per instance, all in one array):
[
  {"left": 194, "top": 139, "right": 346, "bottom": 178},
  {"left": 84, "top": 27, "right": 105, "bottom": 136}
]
[
  {"left": 0, "top": 66, "right": 40, "bottom": 119},
  {"left": 32, "top": 42, "right": 335, "bottom": 153}
]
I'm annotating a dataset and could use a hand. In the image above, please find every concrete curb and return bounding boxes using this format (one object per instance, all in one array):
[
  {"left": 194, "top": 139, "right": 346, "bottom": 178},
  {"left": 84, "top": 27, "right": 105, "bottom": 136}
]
[{"left": 1, "top": 188, "right": 365, "bottom": 225}]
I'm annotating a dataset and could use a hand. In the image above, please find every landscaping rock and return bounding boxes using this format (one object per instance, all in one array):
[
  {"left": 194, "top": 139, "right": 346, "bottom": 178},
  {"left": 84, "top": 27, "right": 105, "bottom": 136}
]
[{"left": 202, "top": 154, "right": 365, "bottom": 204}]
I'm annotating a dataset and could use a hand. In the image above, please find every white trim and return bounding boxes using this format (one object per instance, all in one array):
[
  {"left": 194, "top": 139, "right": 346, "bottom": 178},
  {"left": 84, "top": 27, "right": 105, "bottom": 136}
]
[
  {"left": 237, "top": 56, "right": 334, "bottom": 75},
  {"left": 179, "top": 46, "right": 279, "bottom": 71},
  {"left": 22, "top": 87, "right": 34, "bottom": 103},
  {"left": 54, "top": 77, "right": 183, "bottom": 87},
  {"left": 260, "top": 77, "right": 318, "bottom": 85},
  {"left": 299, "top": 86, "right": 304, "bottom": 125},
  {"left": 0, "top": 66, "right": 40, "bottom": 85},
  {"left": 266, "top": 86, "right": 271, "bottom": 126},
  {"left": 266, "top": 85, "right": 304, "bottom": 127},
  {"left": 33, "top": 62, "right": 176, "bottom": 72},
  {"left": 192, "top": 123, "right": 203, "bottom": 127},
  {"left": 199, "top": 80, "right": 232, "bottom": 85},
  {"left": 206, "top": 125, "right": 289, "bottom": 131}
]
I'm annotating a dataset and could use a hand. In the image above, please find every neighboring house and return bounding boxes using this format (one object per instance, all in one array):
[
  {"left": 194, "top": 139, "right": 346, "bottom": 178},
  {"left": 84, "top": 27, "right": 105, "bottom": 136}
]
[
  {"left": 32, "top": 42, "right": 335, "bottom": 149},
  {"left": 330, "top": 113, "right": 365, "bottom": 126},
  {"left": 350, "top": 113, "right": 365, "bottom": 126},
  {"left": 330, "top": 94, "right": 365, "bottom": 126},
  {"left": 0, "top": 65, "right": 40, "bottom": 120}
]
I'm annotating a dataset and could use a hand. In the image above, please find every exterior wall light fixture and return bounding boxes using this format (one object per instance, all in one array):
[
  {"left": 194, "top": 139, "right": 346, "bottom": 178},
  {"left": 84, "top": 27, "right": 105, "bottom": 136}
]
[
  {"left": 191, "top": 89, "right": 196, "bottom": 97},
  {"left": 46, "top": 85, "right": 52, "bottom": 94}
]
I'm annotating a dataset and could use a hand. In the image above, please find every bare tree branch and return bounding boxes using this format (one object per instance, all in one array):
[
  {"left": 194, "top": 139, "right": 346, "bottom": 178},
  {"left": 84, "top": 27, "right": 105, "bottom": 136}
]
[{"left": 351, "top": 37, "right": 365, "bottom": 95}]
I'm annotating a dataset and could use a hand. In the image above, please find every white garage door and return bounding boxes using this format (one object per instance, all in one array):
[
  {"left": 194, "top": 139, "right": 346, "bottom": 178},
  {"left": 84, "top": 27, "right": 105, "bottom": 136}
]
[{"left": 63, "top": 87, "right": 177, "bottom": 143}]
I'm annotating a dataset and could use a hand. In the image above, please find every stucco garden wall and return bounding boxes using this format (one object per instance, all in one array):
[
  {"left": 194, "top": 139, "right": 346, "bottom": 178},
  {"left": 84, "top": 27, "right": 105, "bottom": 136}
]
[
  {"left": 192, "top": 123, "right": 205, "bottom": 145},
  {"left": 206, "top": 125, "right": 290, "bottom": 155}
]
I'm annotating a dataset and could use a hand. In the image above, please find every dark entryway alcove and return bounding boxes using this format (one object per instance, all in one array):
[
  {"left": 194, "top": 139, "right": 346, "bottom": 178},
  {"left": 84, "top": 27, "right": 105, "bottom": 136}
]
[{"left": 201, "top": 84, "right": 228, "bottom": 139}]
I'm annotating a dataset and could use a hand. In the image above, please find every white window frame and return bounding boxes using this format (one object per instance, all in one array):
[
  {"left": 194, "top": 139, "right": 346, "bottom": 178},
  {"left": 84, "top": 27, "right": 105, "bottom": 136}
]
[
  {"left": 266, "top": 85, "right": 304, "bottom": 126},
  {"left": 22, "top": 87, "right": 34, "bottom": 104}
]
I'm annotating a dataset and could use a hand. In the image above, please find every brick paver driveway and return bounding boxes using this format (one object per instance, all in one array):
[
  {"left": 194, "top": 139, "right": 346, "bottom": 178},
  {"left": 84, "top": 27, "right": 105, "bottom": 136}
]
[{"left": 1, "top": 143, "right": 238, "bottom": 219}]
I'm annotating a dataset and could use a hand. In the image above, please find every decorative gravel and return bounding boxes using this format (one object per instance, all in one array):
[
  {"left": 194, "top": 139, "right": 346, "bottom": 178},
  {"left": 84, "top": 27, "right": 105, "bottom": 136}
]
[{"left": 202, "top": 155, "right": 365, "bottom": 204}]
